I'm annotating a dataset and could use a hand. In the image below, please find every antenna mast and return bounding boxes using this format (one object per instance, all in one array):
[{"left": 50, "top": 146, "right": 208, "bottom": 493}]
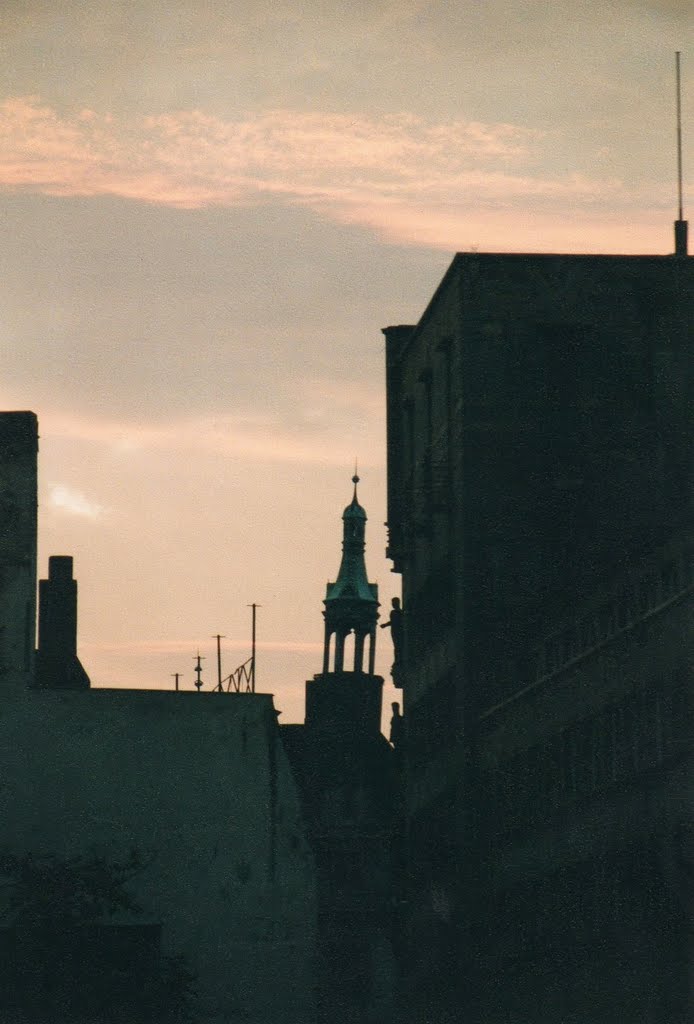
[
  {"left": 676, "top": 51, "right": 683, "bottom": 220},
  {"left": 674, "top": 51, "right": 688, "bottom": 256},
  {"left": 212, "top": 634, "right": 226, "bottom": 691},
  {"left": 248, "top": 603, "right": 260, "bottom": 693}
]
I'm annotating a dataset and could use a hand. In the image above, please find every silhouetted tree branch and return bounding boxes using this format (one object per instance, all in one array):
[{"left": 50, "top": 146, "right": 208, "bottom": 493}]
[{"left": 0, "top": 849, "right": 197, "bottom": 1023}]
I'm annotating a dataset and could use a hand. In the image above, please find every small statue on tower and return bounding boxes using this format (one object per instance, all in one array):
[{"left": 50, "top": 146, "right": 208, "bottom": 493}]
[
  {"left": 389, "top": 701, "right": 404, "bottom": 750},
  {"left": 380, "top": 596, "right": 403, "bottom": 679}
]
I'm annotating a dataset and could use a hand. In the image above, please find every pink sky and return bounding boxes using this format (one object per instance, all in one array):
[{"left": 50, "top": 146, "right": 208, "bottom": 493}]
[{"left": 1, "top": 1, "right": 690, "bottom": 723}]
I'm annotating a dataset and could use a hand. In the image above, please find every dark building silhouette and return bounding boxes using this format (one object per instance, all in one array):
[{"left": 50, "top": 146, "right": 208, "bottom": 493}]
[
  {"left": 283, "top": 476, "right": 396, "bottom": 1024},
  {"left": 383, "top": 253, "right": 693, "bottom": 1023},
  {"left": 35, "top": 555, "right": 91, "bottom": 689},
  {"left": 0, "top": 411, "right": 38, "bottom": 689},
  {"left": 0, "top": 410, "right": 318, "bottom": 1024}
]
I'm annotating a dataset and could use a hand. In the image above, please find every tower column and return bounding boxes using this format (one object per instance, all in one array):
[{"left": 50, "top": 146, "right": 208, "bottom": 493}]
[
  {"left": 368, "top": 625, "right": 377, "bottom": 676},
  {"left": 334, "top": 630, "right": 346, "bottom": 673},
  {"left": 322, "top": 623, "right": 331, "bottom": 674},
  {"left": 354, "top": 631, "right": 365, "bottom": 673}
]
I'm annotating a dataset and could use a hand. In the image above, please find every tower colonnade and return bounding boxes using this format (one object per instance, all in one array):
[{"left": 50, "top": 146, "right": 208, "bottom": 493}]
[{"left": 321, "top": 473, "right": 380, "bottom": 677}]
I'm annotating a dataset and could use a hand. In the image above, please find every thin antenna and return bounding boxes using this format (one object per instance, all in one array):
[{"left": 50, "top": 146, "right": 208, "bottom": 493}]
[
  {"left": 247, "top": 604, "right": 261, "bottom": 692},
  {"left": 674, "top": 51, "right": 688, "bottom": 256},
  {"left": 677, "top": 51, "right": 683, "bottom": 220},
  {"left": 212, "top": 634, "right": 226, "bottom": 691}
]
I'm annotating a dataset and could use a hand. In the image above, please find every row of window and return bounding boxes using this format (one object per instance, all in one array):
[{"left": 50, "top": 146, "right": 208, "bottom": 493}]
[
  {"left": 398, "top": 340, "right": 455, "bottom": 547},
  {"left": 484, "top": 681, "right": 689, "bottom": 836},
  {"left": 482, "top": 841, "right": 680, "bottom": 965},
  {"left": 481, "top": 544, "right": 693, "bottom": 701},
  {"left": 403, "top": 444, "right": 454, "bottom": 536},
  {"left": 402, "top": 341, "right": 454, "bottom": 472}
]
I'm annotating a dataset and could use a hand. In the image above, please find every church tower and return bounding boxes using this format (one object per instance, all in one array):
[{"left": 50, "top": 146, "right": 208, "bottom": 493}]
[
  {"left": 286, "top": 475, "right": 394, "bottom": 1024},
  {"left": 305, "top": 474, "right": 383, "bottom": 738}
]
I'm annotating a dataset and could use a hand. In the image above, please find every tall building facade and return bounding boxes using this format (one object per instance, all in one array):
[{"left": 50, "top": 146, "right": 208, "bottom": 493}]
[
  {"left": 383, "top": 253, "right": 693, "bottom": 1023},
  {"left": 0, "top": 412, "right": 38, "bottom": 689}
]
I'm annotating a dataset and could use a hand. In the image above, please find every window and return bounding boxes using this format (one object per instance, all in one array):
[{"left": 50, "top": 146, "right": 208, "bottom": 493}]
[{"left": 403, "top": 399, "right": 415, "bottom": 479}]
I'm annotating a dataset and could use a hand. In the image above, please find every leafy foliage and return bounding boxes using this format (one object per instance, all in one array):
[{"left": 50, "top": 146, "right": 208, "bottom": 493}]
[
  {"left": 0, "top": 850, "right": 197, "bottom": 1023},
  {"left": 0, "top": 849, "right": 145, "bottom": 928}
]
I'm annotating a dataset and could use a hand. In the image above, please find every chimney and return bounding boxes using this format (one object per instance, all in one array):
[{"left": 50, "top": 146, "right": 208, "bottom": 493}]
[{"left": 35, "top": 556, "right": 91, "bottom": 690}]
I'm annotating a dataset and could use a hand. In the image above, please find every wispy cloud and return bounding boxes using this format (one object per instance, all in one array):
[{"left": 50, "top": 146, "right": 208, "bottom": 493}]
[
  {"left": 39, "top": 383, "right": 384, "bottom": 468},
  {"left": 48, "top": 483, "right": 105, "bottom": 519},
  {"left": 0, "top": 97, "right": 631, "bottom": 248}
]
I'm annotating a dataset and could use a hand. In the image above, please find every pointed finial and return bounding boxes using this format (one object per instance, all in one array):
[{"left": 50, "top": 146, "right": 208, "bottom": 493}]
[
  {"left": 352, "top": 459, "right": 360, "bottom": 498},
  {"left": 193, "top": 650, "right": 205, "bottom": 691}
]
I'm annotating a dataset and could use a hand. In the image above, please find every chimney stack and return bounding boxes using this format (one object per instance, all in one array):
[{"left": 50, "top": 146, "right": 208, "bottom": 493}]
[{"left": 35, "top": 556, "right": 91, "bottom": 690}]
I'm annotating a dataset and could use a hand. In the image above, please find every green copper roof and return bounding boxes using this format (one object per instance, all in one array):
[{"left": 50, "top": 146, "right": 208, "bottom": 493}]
[{"left": 325, "top": 475, "right": 378, "bottom": 607}]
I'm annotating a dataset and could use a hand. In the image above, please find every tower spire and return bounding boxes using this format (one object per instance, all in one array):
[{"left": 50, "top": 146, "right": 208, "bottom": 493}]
[
  {"left": 320, "top": 472, "right": 380, "bottom": 676},
  {"left": 305, "top": 472, "right": 384, "bottom": 739}
]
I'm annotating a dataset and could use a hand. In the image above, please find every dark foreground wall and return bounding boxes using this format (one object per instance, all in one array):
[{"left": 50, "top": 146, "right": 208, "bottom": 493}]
[{"left": 0, "top": 689, "right": 317, "bottom": 1024}]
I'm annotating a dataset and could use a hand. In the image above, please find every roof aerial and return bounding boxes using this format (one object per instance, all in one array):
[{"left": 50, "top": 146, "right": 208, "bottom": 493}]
[{"left": 674, "top": 51, "right": 688, "bottom": 256}]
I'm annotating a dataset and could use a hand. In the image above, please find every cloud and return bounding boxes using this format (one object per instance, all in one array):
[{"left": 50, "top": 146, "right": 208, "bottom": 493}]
[
  {"left": 39, "top": 388, "right": 385, "bottom": 469},
  {"left": 48, "top": 484, "right": 105, "bottom": 519},
  {"left": 322, "top": 196, "right": 677, "bottom": 254},
  {"left": 0, "top": 97, "right": 636, "bottom": 249}
]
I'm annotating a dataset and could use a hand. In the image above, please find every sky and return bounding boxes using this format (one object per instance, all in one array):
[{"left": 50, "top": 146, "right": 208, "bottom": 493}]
[{"left": 1, "top": 1, "right": 691, "bottom": 723}]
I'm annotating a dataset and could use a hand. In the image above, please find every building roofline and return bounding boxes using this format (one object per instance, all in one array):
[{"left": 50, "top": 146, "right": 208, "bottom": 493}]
[
  {"left": 451, "top": 251, "right": 692, "bottom": 258},
  {"left": 385, "top": 250, "right": 693, "bottom": 362},
  {"left": 20, "top": 687, "right": 277, "bottom": 706}
]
